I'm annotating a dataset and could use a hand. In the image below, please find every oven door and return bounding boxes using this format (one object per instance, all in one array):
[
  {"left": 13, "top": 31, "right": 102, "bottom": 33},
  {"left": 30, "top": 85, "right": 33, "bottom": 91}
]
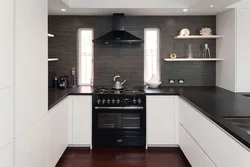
[{"left": 93, "top": 106, "right": 146, "bottom": 136}]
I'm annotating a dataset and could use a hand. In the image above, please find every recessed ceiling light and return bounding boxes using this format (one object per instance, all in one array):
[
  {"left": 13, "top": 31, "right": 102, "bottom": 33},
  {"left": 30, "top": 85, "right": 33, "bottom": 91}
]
[
  {"left": 183, "top": 9, "right": 188, "bottom": 12},
  {"left": 61, "top": 9, "right": 66, "bottom": 12},
  {"left": 210, "top": 5, "right": 214, "bottom": 8}
]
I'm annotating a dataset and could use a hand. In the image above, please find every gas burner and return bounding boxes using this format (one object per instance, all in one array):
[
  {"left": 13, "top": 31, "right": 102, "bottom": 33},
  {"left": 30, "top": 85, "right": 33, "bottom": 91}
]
[
  {"left": 125, "top": 89, "right": 144, "bottom": 94},
  {"left": 93, "top": 87, "right": 110, "bottom": 94},
  {"left": 93, "top": 87, "right": 145, "bottom": 95}
]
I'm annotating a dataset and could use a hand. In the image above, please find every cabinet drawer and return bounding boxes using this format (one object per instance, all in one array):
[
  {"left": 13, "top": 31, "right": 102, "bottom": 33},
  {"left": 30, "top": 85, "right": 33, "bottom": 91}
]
[
  {"left": 179, "top": 98, "right": 250, "bottom": 167},
  {"left": 179, "top": 124, "right": 215, "bottom": 167}
]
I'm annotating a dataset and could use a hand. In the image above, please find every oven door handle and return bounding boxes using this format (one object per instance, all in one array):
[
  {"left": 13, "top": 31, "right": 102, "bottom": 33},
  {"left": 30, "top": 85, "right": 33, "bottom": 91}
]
[{"left": 95, "top": 106, "right": 144, "bottom": 110}]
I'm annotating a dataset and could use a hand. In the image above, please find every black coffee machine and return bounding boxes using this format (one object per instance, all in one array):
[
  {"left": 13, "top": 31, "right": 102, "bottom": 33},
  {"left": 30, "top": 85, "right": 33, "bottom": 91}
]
[{"left": 59, "top": 76, "right": 69, "bottom": 89}]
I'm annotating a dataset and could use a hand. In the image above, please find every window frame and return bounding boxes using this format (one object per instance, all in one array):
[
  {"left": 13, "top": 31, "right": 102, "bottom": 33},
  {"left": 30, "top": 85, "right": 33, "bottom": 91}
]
[
  {"left": 77, "top": 28, "right": 94, "bottom": 86},
  {"left": 144, "top": 28, "right": 161, "bottom": 84}
]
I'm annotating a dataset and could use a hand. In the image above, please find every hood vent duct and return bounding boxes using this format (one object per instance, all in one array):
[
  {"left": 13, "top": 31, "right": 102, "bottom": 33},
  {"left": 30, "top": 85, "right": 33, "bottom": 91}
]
[{"left": 92, "top": 13, "right": 144, "bottom": 44}]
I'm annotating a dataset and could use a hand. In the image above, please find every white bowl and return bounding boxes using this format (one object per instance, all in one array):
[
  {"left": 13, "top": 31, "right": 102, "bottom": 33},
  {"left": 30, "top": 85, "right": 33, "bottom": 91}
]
[{"left": 146, "top": 82, "right": 162, "bottom": 88}]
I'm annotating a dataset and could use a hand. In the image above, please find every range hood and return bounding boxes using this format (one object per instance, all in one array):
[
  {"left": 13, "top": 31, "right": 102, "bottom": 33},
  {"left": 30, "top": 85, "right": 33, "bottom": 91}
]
[{"left": 92, "top": 14, "right": 144, "bottom": 44}]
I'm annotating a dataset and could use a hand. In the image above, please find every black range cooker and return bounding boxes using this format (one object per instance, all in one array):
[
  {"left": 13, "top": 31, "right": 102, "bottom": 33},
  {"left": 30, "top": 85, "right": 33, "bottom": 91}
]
[{"left": 92, "top": 87, "right": 146, "bottom": 148}]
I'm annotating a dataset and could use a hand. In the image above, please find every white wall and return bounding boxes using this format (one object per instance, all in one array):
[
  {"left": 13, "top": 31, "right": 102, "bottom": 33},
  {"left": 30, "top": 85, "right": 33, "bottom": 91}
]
[
  {"left": 235, "top": 8, "right": 250, "bottom": 92},
  {"left": 216, "top": 9, "right": 237, "bottom": 92},
  {"left": 14, "top": 0, "right": 48, "bottom": 137}
]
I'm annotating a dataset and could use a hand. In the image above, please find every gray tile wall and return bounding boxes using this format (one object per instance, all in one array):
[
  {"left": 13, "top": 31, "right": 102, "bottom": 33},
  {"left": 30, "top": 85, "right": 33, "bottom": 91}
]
[{"left": 48, "top": 16, "right": 216, "bottom": 87}]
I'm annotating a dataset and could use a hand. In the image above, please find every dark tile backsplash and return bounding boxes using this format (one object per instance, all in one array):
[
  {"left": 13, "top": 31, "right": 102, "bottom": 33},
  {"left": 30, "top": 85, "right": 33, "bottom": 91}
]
[{"left": 49, "top": 15, "right": 216, "bottom": 87}]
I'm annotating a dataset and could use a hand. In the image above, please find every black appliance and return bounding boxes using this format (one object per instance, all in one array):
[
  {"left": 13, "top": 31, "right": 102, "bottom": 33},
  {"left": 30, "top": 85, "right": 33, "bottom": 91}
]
[
  {"left": 59, "top": 76, "right": 69, "bottom": 89},
  {"left": 92, "top": 87, "right": 146, "bottom": 148},
  {"left": 92, "top": 13, "right": 144, "bottom": 44}
]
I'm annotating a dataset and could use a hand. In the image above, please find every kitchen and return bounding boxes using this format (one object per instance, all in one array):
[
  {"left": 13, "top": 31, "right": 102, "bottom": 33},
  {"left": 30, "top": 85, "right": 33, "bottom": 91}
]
[{"left": 2, "top": 0, "right": 250, "bottom": 167}]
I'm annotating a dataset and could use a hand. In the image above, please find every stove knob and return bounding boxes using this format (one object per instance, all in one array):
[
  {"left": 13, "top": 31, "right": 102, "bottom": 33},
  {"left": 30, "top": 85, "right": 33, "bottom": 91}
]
[
  {"left": 138, "top": 98, "right": 142, "bottom": 104},
  {"left": 97, "top": 99, "right": 101, "bottom": 104},
  {"left": 117, "top": 99, "right": 121, "bottom": 104},
  {"left": 112, "top": 99, "right": 116, "bottom": 104},
  {"left": 124, "top": 98, "right": 129, "bottom": 104},
  {"left": 133, "top": 98, "right": 137, "bottom": 104},
  {"left": 102, "top": 99, "right": 106, "bottom": 104},
  {"left": 107, "top": 99, "right": 111, "bottom": 104}
]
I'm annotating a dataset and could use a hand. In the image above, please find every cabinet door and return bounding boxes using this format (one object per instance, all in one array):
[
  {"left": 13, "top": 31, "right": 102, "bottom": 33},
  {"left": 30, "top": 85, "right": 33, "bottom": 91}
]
[
  {"left": 72, "top": 96, "right": 92, "bottom": 145},
  {"left": 14, "top": 0, "right": 48, "bottom": 137},
  {"left": 147, "top": 96, "right": 176, "bottom": 146},
  {"left": 179, "top": 124, "right": 215, "bottom": 167},
  {"left": 15, "top": 115, "right": 49, "bottom": 167},
  {"left": 0, "top": 0, "right": 13, "bottom": 89},
  {"left": 0, "top": 142, "right": 13, "bottom": 167},
  {"left": 48, "top": 98, "right": 68, "bottom": 167},
  {"left": 0, "top": 88, "right": 13, "bottom": 150}
]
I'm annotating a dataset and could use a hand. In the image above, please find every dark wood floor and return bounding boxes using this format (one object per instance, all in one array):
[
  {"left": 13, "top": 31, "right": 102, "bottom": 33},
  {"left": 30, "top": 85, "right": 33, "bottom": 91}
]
[{"left": 56, "top": 148, "right": 191, "bottom": 167}]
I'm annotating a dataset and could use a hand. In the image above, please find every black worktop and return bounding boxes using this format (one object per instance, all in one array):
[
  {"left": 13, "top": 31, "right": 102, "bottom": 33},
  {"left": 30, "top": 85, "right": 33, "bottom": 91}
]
[{"left": 48, "top": 86, "right": 250, "bottom": 150}]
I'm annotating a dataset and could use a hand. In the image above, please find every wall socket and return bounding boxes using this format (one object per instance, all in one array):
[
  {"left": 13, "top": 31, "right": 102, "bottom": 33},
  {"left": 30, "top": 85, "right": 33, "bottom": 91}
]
[
  {"left": 168, "top": 79, "right": 175, "bottom": 84},
  {"left": 178, "top": 79, "right": 185, "bottom": 84}
]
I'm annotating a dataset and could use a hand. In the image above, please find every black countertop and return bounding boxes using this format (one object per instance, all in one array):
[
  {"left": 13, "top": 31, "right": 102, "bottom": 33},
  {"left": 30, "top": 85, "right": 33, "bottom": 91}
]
[{"left": 48, "top": 86, "right": 250, "bottom": 150}]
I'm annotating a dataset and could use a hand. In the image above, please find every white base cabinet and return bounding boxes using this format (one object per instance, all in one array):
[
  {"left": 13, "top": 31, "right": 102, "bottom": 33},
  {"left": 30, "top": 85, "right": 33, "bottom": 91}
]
[
  {"left": 179, "top": 98, "right": 250, "bottom": 167},
  {"left": 0, "top": 142, "right": 13, "bottom": 167},
  {"left": 48, "top": 98, "right": 69, "bottom": 167},
  {"left": 179, "top": 124, "right": 215, "bottom": 167},
  {"left": 68, "top": 96, "right": 92, "bottom": 147},
  {"left": 147, "top": 96, "right": 177, "bottom": 146}
]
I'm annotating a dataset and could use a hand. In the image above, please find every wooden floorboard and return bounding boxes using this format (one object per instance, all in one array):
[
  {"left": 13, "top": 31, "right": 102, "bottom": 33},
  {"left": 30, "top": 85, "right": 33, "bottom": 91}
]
[{"left": 56, "top": 147, "right": 191, "bottom": 167}]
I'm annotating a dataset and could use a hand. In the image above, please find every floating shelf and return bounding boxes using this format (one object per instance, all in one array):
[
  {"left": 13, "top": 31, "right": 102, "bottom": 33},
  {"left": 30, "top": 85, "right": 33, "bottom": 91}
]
[
  {"left": 48, "top": 33, "right": 54, "bottom": 37},
  {"left": 164, "top": 58, "right": 223, "bottom": 62},
  {"left": 174, "top": 35, "right": 223, "bottom": 39},
  {"left": 48, "top": 58, "right": 58, "bottom": 61}
]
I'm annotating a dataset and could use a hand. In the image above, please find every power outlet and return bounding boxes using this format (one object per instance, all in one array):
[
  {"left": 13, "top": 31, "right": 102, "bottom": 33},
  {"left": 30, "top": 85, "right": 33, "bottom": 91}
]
[
  {"left": 178, "top": 79, "right": 185, "bottom": 84},
  {"left": 168, "top": 79, "right": 175, "bottom": 84}
]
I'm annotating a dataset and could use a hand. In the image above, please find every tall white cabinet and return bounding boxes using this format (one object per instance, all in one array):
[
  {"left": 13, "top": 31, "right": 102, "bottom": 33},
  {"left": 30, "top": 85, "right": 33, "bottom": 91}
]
[
  {"left": 216, "top": 8, "right": 250, "bottom": 92},
  {"left": 14, "top": 0, "right": 48, "bottom": 138},
  {"left": 0, "top": 0, "right": 14, "bottom": 166}
]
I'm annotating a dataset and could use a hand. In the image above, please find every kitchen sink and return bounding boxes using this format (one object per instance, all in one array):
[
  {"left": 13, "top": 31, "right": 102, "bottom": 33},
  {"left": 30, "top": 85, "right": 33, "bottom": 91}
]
[{"left": 224, "top": 117, "right": 250, "bottom": 135}]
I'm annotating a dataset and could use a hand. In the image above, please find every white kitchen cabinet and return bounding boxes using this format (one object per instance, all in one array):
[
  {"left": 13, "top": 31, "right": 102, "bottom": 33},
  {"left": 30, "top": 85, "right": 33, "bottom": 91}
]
[
  {"left": 179, "top": 98, "right": 250, "bottom": 167},
  {"left": 0, "top": 142, "right": 13, "bottom": 167},
  {"left": 0, "top": 88, "right": 13, "bottom": 150},
  {"left": 147, "top": 96, "right": 177, "bottom": 146},
  {"left": 70, "top": 96, "right": 92, "bottom": 146},
  {"left": 14, "top": 0, "right": 48, "bottom": 137},
  {"left": 179, "top": 124, "right": 215, "bottom": 167},
  {"left": 48, "top": 98, "right": 69, "bottom": 167},
  {"left": 68, "top": 97, "right": 73, "bottom": 144},
  {"left": 15, "top": 114, "right": 49, "bottom": 167},
  {"left": 0, "top": 0, "right": 13, "bottom": 90}
]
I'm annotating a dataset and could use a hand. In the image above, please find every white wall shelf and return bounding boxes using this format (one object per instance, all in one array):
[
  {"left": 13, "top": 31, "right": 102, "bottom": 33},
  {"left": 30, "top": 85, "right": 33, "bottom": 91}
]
[
  {"left": 164, "top": 58, "right": 223, "bottom": 62},
  {"left": 174, "top": 35, "right": 223, "bottom": 39},
  {"left": 48, "top": 34, "right": 54, "bottom": 37},
  {"left": 48, "top": 58, "right": 58, "bottom": 62}
]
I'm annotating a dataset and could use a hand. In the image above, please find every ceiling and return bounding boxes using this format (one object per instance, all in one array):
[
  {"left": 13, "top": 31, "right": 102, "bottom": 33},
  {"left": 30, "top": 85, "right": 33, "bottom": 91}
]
[{"left": 48, "top": 0, "right": 245, "bottom": 15}]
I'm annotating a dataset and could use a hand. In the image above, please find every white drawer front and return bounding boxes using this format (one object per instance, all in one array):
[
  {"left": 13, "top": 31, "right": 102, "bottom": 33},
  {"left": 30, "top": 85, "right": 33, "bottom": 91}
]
[
  {"left": 179, "top": 124, "right": 215, "bottom": 167},
  {"left": 179, "top": 98, "right": 250, "bottom": 167}
]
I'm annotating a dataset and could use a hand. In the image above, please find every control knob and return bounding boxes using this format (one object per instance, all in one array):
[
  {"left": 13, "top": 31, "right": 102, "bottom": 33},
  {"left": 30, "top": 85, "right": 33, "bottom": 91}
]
[
  {"left": 137, "top": 98, "right": 142, "bottom": 104},
  {"left": 107, "top": 99, "right": 111, "bottom": 104},
  {"left": 102, "top": 99, "right": 106, "bottom": 104},
  {"left": 133, "top": 98, "right": 137, "bottom": 104},
  {"left": 112, "top": 99, "right": 116, "bottom": 104},
  {"left": 117, "top": 99, "right": 121, "bottom": 104},
  {"left": 97, "top": 99, "right": 101, "bottom": 104}
]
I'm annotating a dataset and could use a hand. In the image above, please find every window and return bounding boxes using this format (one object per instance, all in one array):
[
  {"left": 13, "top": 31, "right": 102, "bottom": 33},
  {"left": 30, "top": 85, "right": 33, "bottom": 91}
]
[
  {"left": 144, "top": 28, "right": 160, "bottom": 83},
  {"left": 78, "top": 28, "right": 94, "bottom": 86}
]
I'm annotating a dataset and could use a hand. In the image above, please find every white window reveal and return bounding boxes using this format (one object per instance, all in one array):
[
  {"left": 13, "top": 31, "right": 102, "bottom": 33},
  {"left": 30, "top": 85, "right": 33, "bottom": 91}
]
[
  {"left": 78, "top": 28, "right": 94, "bottom": 86},
  {"left": 144, "top": 28, "right": 160, "bottom": 83}
]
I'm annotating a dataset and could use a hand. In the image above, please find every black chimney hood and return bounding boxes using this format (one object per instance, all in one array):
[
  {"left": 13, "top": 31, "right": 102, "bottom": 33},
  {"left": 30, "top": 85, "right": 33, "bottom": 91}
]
[{"left": 92, "top": 13, "right": 144, "bottom": 44}]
